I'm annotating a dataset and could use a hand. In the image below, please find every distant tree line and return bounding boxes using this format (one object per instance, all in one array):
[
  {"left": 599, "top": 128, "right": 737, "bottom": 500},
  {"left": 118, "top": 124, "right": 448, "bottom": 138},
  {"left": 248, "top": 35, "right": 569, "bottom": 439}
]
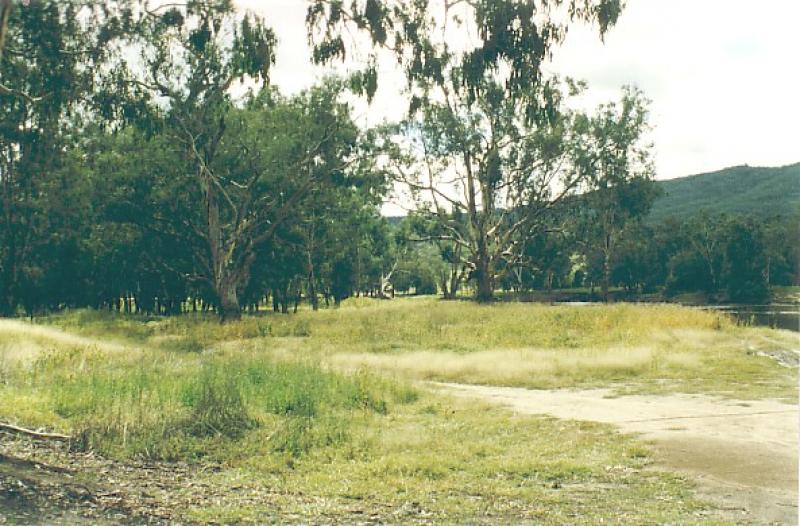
[
  {"left": 1, "top": 1, "right": 792, "bottom": 321},
  {"left": 391, "top": 209, "right": 797, "bottom": 304}
]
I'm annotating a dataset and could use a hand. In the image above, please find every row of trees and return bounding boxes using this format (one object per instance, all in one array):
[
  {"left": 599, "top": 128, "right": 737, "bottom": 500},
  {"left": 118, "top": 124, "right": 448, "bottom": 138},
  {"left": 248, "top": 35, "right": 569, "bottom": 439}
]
[
  {"left": 0, "top": 0, "right": 638, "bottom": 320},
  {"left": 0, "top": 1, "right": 396, "bottom": 319},
  {"left": 3, "top": 1, "right": 788, "bottom": 320},
  {"left": 394, "top": 209, "right": 797, "bottom": 304}
]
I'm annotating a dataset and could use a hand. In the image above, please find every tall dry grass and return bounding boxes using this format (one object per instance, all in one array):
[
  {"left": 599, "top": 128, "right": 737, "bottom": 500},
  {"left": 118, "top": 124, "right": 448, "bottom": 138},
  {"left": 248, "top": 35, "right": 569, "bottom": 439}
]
[{"left": 295, "top": 298, "right": 732, "bottom": 351}]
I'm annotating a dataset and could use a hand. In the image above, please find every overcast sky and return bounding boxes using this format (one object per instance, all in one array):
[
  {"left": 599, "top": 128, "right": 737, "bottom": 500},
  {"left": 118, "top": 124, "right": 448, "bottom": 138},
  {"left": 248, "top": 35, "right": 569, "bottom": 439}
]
[{"left": 236, "top": 0, "right": 799, "bottom": 183}]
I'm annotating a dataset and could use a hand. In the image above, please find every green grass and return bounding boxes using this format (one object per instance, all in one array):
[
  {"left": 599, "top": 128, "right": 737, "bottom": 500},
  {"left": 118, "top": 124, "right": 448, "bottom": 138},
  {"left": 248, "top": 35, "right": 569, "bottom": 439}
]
[
  {"left": 30, "top": 298, "right": 799, "bottom": 400},
  {"left": 19, "top": 348, "right": 410, "bottom": 460},
  {"left": 209, "top": 298, "right": 792, "bottom": 400},
  {"left": 1, "top": 299, "right": 794, "bottom": 523},
  {"left": 188, "top": 396, "right": 722, "bottom": 525}
]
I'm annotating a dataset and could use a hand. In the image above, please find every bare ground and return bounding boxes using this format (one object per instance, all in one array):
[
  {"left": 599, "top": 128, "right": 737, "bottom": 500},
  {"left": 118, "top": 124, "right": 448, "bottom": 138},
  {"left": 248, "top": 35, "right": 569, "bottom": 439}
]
[{"left": 435, "top": 382, "right": 799, "bottom": 525}]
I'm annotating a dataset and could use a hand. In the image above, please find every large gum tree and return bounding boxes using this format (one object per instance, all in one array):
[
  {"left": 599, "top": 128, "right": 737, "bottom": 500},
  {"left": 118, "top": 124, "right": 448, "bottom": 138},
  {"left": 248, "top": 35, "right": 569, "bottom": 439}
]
[
  {"left": 574, "top": 86, "right": 658, "bottom": 302},
  {"left": 108, "top": 1, "right": 372, "bottom": 321},
  {"left": 307, "top": 0, "right": 625, "bottom": 301}
]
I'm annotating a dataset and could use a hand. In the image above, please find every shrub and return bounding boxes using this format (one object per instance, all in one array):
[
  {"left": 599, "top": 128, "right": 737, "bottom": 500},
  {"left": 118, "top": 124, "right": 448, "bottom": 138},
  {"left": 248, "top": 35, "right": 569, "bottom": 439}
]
[{"left": 184, "top": 370, "right": 255, "bottom": 439}]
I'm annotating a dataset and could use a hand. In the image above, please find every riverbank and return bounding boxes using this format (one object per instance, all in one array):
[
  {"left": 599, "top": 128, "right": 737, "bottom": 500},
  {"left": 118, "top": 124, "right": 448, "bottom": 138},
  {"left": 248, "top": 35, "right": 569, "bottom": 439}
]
[
  {"left": 494, "top": 285, "right": 800, "bottom": 305},
  {"left": 490, "top": 286, "right": 800, "bottom": 331}
]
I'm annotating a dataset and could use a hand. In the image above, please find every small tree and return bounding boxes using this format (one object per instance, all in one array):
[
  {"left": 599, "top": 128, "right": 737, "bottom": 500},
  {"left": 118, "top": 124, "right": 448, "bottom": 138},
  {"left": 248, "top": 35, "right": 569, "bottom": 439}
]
[
  {"left": 575, "top": 87, "right": 657, "bottom": 302},
  {"left": 723, "top": 218, "right": 769, "bottom": 303}
]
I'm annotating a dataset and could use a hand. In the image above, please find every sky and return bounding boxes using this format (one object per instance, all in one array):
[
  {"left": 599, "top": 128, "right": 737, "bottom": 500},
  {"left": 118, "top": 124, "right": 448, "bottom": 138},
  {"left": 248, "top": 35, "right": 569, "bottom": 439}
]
[{"left": 235, "top": 0, "right": 800, "bottom": 185}]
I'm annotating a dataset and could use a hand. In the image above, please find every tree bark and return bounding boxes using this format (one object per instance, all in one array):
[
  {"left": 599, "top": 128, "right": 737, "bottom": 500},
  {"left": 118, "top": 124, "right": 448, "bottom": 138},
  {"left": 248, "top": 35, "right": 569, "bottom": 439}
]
[
  {"left": 473, "top": 222, "right": 493, "bottom": 302},
  {"left": 307, "top": 253, "right": 318, "bottom": 311},
  {"left": 475, "top": 252, "right": 493, "bottom": 302},
  {"left": 218, "top": 279, "right": 241, "bottom": 322},
  {"left": 0, "top": 206, "right": 19, "bottom": 316},
  {"left": 602, "top": 233, "right": 612, "bottom": 303},
  {"left": 0, "top": 0, "right": 11, "bottom": 62}
]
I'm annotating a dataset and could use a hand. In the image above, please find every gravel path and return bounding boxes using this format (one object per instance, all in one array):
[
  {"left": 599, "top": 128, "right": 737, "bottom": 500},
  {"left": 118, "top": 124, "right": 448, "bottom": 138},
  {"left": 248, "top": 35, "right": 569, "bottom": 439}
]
[{"left": 435, "top": 382, "right": 799, "bottom": 525}]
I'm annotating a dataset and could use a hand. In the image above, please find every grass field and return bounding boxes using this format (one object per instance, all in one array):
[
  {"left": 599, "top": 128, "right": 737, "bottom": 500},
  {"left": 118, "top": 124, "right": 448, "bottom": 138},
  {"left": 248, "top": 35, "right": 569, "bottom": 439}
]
[
  {"left": 0, "top": 298, "right": 796, "bottom": 523},
  {"left": 50, "top": 296, "right": 790, "bottom": 399}
]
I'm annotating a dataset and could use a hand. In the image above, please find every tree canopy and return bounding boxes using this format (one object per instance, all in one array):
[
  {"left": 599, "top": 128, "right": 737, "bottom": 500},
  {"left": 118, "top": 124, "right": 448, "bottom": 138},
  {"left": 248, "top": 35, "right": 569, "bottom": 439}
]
[{"left": 0, "top": 0, "right": 793, "bottom": 319}]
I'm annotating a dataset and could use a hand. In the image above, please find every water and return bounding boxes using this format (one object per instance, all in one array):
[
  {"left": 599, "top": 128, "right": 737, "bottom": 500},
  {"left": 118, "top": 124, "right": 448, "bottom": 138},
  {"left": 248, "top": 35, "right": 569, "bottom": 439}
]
[
  {"left": 552, "top": 300, "right": 800, "bottom": 332},
  {"left": 701, "top": 304, "right": 800, "bottom": 332}
]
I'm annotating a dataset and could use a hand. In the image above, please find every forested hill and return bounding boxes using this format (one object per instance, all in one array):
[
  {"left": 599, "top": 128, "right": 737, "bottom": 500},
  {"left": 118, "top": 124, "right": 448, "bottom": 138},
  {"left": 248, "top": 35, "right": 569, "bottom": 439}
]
[
  {"left": 648, "top": 163, "right": 800, "bottom": 222},
  {"left": 385, "top": 163, "right": 800, "bottom": 225}
]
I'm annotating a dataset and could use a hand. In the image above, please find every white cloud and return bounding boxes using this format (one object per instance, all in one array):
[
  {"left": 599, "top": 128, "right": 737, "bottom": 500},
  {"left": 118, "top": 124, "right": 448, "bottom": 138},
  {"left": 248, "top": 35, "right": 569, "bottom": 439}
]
[
  {"left": 550, "top": 0, "right": 800, "bottom": 179},
  {"left": 236, "top": 0, "right": 800, "bottom": 188}
]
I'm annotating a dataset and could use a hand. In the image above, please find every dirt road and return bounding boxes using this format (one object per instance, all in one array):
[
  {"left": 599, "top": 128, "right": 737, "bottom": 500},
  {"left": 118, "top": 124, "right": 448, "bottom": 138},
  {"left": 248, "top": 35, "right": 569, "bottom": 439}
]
[{"left": 436, "top": 383, "right": 799, "bottom": 525}]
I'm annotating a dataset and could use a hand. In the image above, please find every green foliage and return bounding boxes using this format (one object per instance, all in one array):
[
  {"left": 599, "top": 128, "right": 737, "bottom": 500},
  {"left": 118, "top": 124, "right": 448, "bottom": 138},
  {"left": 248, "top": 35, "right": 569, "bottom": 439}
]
[
  {"left": 0, "top": 2, "right": 123, "bottom": 316},
  {"left": 14, "top": 337, "right": 411, "bottom": 460},
  {"left": 723, "top": 219, "right": 769, "bottom": 302},
  {"left": 307, "top": 0, "right": 623, "bottom": 117},
  {"left": 308, "top": 0, "right": 626, "bottom": 303},
  {"left": 0, "top": 0, "right": 793, "bottom": 318},
  {"left": 659, "top": 214, "right": 778, "bottom": 301},
  {"left": 572, "top": 86, "right": 657, "bottom": 300}
]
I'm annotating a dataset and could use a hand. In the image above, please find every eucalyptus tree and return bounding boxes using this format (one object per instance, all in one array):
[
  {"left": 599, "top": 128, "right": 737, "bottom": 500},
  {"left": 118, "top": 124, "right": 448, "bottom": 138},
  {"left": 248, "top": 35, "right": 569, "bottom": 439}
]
[
  {"left": 83, "top": 126, "right": 202, "bottom": 313},
  {"left": 404, "top": 210, "right": 469, "bottom": 299},
  {"left": 0, "top": 0, "right": 10, "bottom": 59},
  {"left": 395, "top": 81, "right": 593, "bottom": 300},
  {"left": 0, "top": 1, "right": 125, "bottom": 315},
  {"left": 308, "top": 0, "right": 624, "bottom": 301},
  {"left": 243, "top": 148, "right": 388, "bottom": 311},
  {"left": 298, "top": 177, "right": 388, "bottom": 309},
  {"left": 111, "top": 2, "right": 377, "bottom": 320},
  {"left": 575, "top": 87, "right": 657, "bottom": 301}
]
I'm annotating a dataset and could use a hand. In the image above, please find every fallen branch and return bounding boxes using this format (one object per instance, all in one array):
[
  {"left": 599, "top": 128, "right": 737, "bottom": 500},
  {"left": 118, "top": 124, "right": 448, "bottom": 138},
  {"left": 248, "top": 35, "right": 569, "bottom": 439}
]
[
  {"left": 0, "top": 453, "right": 74, "bottom": 474},
  {"left": 0, "top": 421, "right": 72, "bottom": 441}
]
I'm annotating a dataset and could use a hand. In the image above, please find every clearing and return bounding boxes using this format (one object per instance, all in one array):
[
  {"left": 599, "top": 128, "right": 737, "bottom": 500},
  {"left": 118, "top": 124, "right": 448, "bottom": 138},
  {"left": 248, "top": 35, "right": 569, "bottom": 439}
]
[{"left": 1, "top": 299, "right": 798, "bottom": 524}]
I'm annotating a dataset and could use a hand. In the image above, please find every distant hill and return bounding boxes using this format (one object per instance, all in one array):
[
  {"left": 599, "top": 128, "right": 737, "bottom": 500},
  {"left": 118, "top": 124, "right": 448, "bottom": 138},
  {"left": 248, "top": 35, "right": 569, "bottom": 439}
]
[
  {"left": 649, "top": 163, "right": 800, "bottom": 222},
  {"left": 383, "top": 163, "right": 800, "bottom": 224}
]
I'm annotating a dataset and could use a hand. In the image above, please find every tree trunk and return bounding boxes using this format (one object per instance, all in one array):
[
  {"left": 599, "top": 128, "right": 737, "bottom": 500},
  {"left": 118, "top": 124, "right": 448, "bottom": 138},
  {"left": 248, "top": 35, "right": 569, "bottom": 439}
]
[
  {"left": 0, "top": 282, "right": 14, "bottom": 317},
  {"left": 444, "top": 267, "right": 462, "bottom": 300},
  {"left": 307, "top": 263, "right": 318, "bottom": 311},
  {"left": 474, "top": 246, "right": 493, "bottom": 302},
  {"left": 0, "top": 233, "right": 18, "bottom": 317},
  {"left": 602, "top": 234, "right": 611, "bottom": 303},
  {"left": 218, "top": 279, "right": 241, "bottom": 322},
  {"left": 476, "top": 275, "right": 493, "bottom": 302},
  {"left": 203, "top": 164, "right": 246, "bottom": 322},
  {"left": 0, "top": 0, "right": 11, "bottom": 62},
  {"left": 441, "top": 278, "right": 451, "bottom": 299},
  {"left": 475, "top": 266, "right": 493, "bottom": 302}
]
